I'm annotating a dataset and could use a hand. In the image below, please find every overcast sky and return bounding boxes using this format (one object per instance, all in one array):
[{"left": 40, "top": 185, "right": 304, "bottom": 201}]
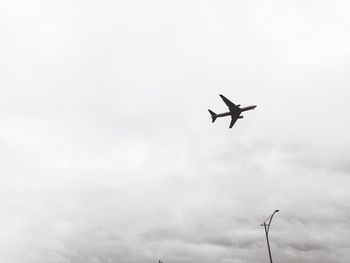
[{"left": 1, "top": 0, "right": 350, "bottom": 262}]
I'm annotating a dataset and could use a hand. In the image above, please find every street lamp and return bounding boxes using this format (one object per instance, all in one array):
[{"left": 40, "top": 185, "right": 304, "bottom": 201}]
[{"left": 260, "top": 210, "right": 279, "bottom": 263}]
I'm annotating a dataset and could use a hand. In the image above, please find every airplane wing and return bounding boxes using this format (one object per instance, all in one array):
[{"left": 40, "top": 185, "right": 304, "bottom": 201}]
[
  {"left": 219, "top": 94, "right": 237, "bottom": 111},
  {"left": 229, "top": 116, "right": 238, "bottom": 128}
]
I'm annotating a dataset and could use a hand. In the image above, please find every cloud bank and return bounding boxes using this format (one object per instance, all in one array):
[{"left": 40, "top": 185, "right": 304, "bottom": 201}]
[{"left": 1, "top": 0, "right": 350, "bottom": 262}]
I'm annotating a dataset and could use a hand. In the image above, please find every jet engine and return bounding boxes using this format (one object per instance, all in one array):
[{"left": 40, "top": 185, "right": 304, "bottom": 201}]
[{"left": 238, "top": 116, "right": 244, "bottom": 119}]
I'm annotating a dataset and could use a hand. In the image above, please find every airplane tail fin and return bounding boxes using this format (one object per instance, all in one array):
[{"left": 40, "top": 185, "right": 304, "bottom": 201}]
[{"left": 208, "top": 109, "right": 217, "bottom": 123}]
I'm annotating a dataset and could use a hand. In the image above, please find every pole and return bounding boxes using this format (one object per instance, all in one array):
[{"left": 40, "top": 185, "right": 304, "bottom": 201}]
[
  {"left": 264, "top": 223, "right": 273, "bottom": 263},
  {"left": 261, "top": 210, "right": 279, "bottom": 263}
]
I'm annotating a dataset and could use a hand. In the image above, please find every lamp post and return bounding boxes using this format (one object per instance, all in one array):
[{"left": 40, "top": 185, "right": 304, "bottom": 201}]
[{"left": 260, "top": 210, "right": 279, "bottom": 263}]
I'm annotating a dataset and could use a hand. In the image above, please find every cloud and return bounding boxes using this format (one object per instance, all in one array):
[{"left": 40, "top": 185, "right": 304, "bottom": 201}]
[{"left": 1, "top": 0, "right": 350, "bottom": 262}]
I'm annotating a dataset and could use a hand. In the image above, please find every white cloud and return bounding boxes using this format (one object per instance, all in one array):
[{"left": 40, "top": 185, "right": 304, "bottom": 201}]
[{"left": 1, "top": 0, "right": 350, "bottom": 262}]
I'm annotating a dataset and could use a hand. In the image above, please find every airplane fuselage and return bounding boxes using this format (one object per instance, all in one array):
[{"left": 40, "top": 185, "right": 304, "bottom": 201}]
[
  {"left": 240, "top": 105, "right": 257, "bottom": 112},
  {"left": 216, "top": 105, "right": 256, "bottom": 118}
]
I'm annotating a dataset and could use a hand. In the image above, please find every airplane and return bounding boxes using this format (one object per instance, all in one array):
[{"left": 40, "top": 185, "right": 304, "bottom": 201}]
[{"left": 208, "top": 94, "right": 257, "bottom": 128}]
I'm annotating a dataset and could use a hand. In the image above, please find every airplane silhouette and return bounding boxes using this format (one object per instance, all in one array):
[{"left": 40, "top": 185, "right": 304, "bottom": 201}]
[{"left": 208, "top": 94, "right": 257, "bottom": 128}]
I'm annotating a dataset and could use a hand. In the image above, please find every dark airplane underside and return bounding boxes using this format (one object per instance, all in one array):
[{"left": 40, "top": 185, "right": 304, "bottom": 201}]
[{"left": 208, "top": 95, "right": 257, "bottom": 128}]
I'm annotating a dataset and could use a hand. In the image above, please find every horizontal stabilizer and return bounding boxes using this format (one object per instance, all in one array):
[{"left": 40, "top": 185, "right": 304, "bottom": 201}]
[{"left": 208, "top": 109, "right": 217, "bottom": 123}]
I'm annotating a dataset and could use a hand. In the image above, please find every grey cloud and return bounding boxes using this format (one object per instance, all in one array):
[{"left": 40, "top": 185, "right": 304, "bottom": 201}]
[
  {"left": 1, "top": 0, "right": 350, "bottom": 263},
  {"left": 282, "top": 242, "right": 329, "bottom": 253}
]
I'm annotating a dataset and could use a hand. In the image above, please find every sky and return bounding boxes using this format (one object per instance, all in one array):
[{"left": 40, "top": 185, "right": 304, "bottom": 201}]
[{"left": 1, "top": 0, "right": 350, "bottom": 262}]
